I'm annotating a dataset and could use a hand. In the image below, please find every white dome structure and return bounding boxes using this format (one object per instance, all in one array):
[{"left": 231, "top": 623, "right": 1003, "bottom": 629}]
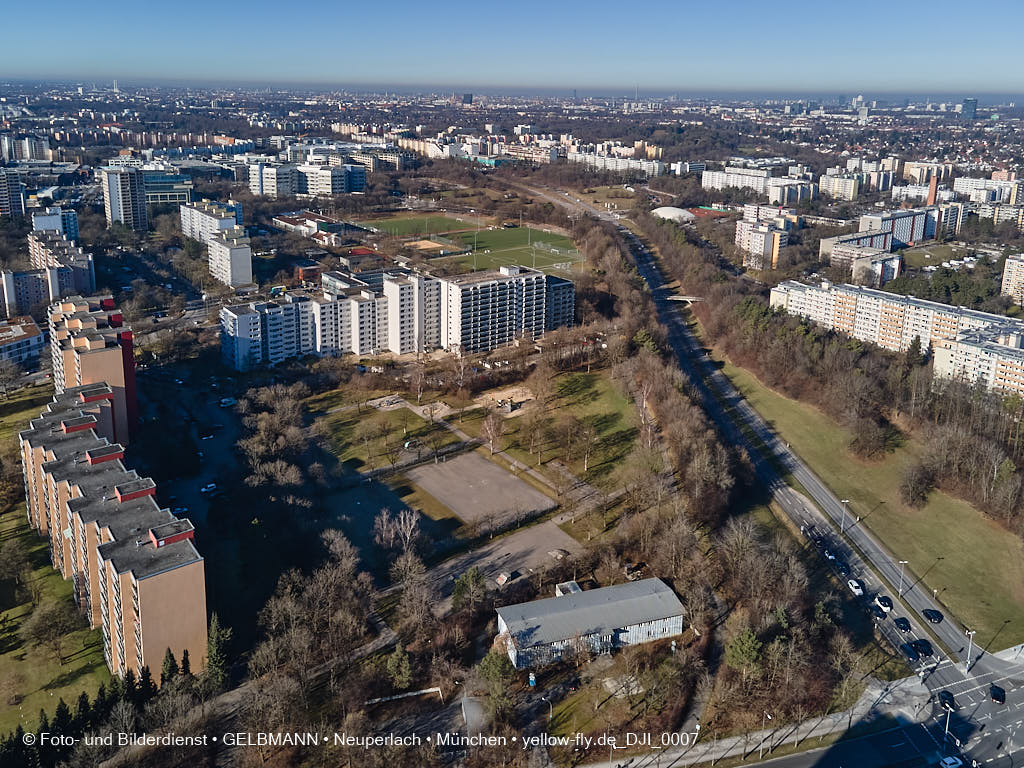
[{"left": 651, "top": 206, "right": 696, "bottom": 223}]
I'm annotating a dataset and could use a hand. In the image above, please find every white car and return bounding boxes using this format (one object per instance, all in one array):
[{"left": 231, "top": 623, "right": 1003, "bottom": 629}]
[{"left": 847, "top": 579, "right": 864, "bottom": 597}]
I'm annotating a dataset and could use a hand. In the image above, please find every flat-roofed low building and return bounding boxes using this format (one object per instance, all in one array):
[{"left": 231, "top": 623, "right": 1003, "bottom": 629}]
[
  {"left": 0, "top": 316, "right": 45, "bottom": 364},
  {"left": 496, "top": 578, "right": 685, "bottom": 669}
]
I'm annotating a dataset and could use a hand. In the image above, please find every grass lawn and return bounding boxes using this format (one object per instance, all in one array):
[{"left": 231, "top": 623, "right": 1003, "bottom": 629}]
[
  {"left": 458, "top": 370, "right": 637, "bottom": 490},
  {"left": 713, "top": 354, "right": 1024, "bottom": 649},
  {"left": 0, "top": 506, "right": 109, "bottom": 737},
  {"left": 354, "top": 214, "right": 476, "bottom": 237},
  {"left": 304, "top": 387, "right": 389, "bottom": 414},
  {"left": 319, "top": 406, "right": 461, "bottom": 473},
  {"left": 0, "top": 384, "right": 54, "bottom": 445},
  {"left": 900, "top": 243, "right": 965, "bottom": 269}
]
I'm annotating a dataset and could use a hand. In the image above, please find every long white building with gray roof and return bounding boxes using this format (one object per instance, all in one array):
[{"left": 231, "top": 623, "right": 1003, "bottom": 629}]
[{"left": 495, "top": 578, "right": 685, "bottom": 669}]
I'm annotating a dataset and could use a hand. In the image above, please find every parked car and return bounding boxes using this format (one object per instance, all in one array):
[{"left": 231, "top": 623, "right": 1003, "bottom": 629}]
[
  {"left": 823, "top": 549, "right": 836, "bottom": 561},
  {"left": 923, "top": 609, "right": 944, "bottom": 624},
  {"left": 893, "top": 617, "right": 912, "bottom": 632},
  {"left": 835, "top": 560, "right": 850, "bottom": 576},
  {"left": 847, "top": 579, "right": 864, "bottom": 597},
  {"left": 875, "top": 595, "right": 894, "bottom": 612},
  {"left": 938, "top": 690, "right": 956, "bottom": 711},
  {"left": 870, "top": 605, "right": 887, "bottom": 620},
  {"left": 939, "top": 758, "right": 963, "bottom": 768}
]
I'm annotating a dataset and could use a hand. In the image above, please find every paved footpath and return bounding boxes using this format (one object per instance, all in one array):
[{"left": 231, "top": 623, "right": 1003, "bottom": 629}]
[{"left": 577, "top": 675, "right": 933, "bottom": 768}]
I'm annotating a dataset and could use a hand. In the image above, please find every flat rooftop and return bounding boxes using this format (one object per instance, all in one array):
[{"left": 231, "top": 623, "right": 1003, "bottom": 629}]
[{"left": 497, "top": 578, "right": 684, "bottom": 649}]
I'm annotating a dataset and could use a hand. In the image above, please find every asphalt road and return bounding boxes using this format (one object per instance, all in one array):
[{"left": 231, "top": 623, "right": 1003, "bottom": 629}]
[{"left": 461, "top": 181, "right": 1024, "bottom": 767}]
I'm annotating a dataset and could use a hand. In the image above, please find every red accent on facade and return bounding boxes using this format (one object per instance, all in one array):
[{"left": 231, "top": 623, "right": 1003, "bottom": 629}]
[
  {"left": 62, "top": 418, "right": 97, "bottom": 433},
  {"left": 80, "top": 391, "right": 114, "bottom": 403},
  {"left": 100, "top": 298, "right": 115, "bottom": 311},
  {"left": 118, "top": 331, "right": 139, "bottom": 437},
  {"left": 149, "top": 529, "right": 195, "bottom": 548},
  {"left": 86, "top": 450, "right": 123, "bottom": 465},
  {"left": 108, "top": 312, "right": 123, "bottom": 328},
  {"left": 115, "top": 486, "right": 155, "bottom": 503}
]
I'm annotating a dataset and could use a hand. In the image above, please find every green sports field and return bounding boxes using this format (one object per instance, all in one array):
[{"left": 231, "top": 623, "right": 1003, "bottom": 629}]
[
  {"left": 355, "top": 214, "right": 478, "bottom": 237},
  {"left": 450, "top": 226, "right": 581, "bottom": 272}
]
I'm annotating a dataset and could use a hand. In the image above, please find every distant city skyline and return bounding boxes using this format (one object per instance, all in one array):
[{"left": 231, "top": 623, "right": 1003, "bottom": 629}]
[{"left": 2, "top": 0, "right": 1023, "bottom": 94}]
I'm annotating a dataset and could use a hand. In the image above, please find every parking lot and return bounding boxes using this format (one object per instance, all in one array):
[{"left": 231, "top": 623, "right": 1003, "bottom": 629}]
[
  {"left": 406, "top": 452, "right": 556, "bottom": 527},
  {"left": 430, "top": 517, "right": 581, "bottom": 607}
]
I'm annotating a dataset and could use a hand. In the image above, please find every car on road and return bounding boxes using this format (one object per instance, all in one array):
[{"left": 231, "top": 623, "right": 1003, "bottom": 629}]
[
  {"left": 923, "top": 609, "right": 944, "bottom": 624},
  {"left": 991, "top": 684, "right": 1006, "bottom": 704},
  {"left": 200, "top": 483, "right": 217, "bottom": 494},
  {"left": 870, "top": 604, "right": 887, "bottom": 620},
  {"left": 823, "top": 548, "right": 835, "bottom": 561},
  {"left": 847, "top": 579, "right": 864, "bottom": 597},
  {"left": 938, "top": 690, "right": 956, "bottom": 711},
  {"left": 912, "top": 639, "right": 934, "bottom": 657},
  {"left": 835, "top": 560, "right": 850, "bottom": 576},
  {"left": 875, "top": 595, "right": 893, "bottom": 612},
  {"left": 900, "top": 643, "right": 920, "bottom": 663},
  {"left": 893, "top": 617, "right": 912, "bottom": 632},
  {"left": 938, "top": 758, "right": 963, "bottom": 768}
]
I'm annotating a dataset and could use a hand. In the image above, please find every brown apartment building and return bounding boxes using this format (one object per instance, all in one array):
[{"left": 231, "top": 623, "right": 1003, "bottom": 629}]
[
  {"left": 48, "top": 296, "right": 137, "bottom": 445},
  {"left": 19, "top": 386, "right": 206, "bottom": 678}
]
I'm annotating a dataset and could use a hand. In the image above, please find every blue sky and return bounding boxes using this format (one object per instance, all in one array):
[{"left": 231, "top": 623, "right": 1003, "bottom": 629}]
[{"left": 3, "top": 0, "right": 1022, "bottom": 95}]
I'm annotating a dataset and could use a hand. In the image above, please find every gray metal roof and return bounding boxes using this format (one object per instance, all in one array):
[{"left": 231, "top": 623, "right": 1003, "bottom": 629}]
[{"left": 497, "top": 578, "right": 683, "bottom": 650}]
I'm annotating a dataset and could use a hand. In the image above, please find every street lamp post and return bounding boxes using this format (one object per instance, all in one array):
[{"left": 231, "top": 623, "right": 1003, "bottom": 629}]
[
  {"left": 759, "top": 711, "right": 773, "bottom": 760},
  {"left": 966, "top": 629, "right": 976, "bottom": 672},
  {"left": 840, "top": 499, "right": 850, "bottom": 534},
  {"left": 898, "top": 560, "right": 909, "bottom": 597},
  {"left": 944, "top": 708, "right": 952, "bottom": 742},
  {"left": 540, "top": 696, "right": 552, "bottom": 721}
]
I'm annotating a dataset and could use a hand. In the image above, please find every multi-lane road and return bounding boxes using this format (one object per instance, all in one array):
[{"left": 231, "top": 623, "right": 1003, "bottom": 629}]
[{"left": 507, "top": 182, "right": 1024, "bottom": 766}]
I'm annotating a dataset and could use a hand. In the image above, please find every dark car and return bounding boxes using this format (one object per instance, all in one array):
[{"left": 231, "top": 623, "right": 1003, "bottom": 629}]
[
  {"left": 912, "top": 638, "right": 934, "bottom": 657},
  {"left": 870, "top": 604, "right": 887, "bottom": 620},
  {"left": 836, "top": 560, "right": 850, "bottom": 576},
  {"left": 991, "top": 684, "right": 1006, "bottom": 704},
  {"left": 923, "top": 609, "right": 944, "bottom": 624},
  {"left": 938, "top": 690, "right": 956, "bottom": 711},
  {"left": 900, "top": 643, "right": 920, "bottom": 663},
  {"left": 893, "top": 617, "right": 912, "bottom": 632}
]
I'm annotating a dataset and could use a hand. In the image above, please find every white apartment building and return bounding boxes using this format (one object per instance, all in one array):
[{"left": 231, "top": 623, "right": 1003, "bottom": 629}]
[
  {"left": 818, "top": 174, "right": 861, "bottom": 200},
  {"left": 701, "top": 166, "right": 771, "bottom": 194},
  {"left": 735, "top": 220, "right": 788, "bottom": 270},
  {"left": 770, "top": 280, "right": 1024, "bottom": 354},
  {"left": 953, "top": 177, "right": 1022, "bottom": 204},
  {"left": 440, "top": 266, "right": 547, "bottom": 353},
  {"left": 32, "top": 206, "right": 79, "bottom": 241},
  {"left": 934, "top": 325, "right": 1024, "bottom": 396},
  {"left": 382, "top": 274, "right": 440, "bottom": 354},
  {"left": 101, "top": 168, "right": 148, "bottom": 231},
  {"left": 179, "top": 199, "right": 243, "bottom": 244},
  {"left": 248, "top": 163, "right": 297, "bottom": 198},
  {"left": 1001, "top": 254, "right": 1024, "bottom": 305},
  {"left": 767, "top": 178, "right": 817, "bottom": 205},
  {"left": 220, "top": 267, "right": 573, "bottom": 369},
  {"left": 208, "top": 227, "right": 253, "bottom": 287},
  {"left": 566, "top": 152, "right": 665, "bottom": 177}
]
